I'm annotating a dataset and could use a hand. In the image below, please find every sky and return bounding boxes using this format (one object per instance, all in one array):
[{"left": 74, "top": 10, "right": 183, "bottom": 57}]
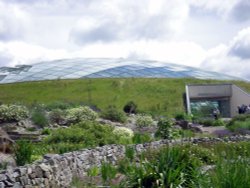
[{"left": 1, "top": 0, "right": 250, "bottom": 79}]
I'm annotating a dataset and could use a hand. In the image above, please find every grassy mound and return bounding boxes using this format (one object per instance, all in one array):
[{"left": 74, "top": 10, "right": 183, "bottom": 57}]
[{"left": 0, "top": 78, "right": 249, "bottom": 116}]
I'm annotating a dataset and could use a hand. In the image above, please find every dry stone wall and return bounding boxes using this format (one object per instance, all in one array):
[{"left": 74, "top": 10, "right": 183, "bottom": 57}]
[{"left": 0, "top": 135, "right": 250, "bottom": 188}]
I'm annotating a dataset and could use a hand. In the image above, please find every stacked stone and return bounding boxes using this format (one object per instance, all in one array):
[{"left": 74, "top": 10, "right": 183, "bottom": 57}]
[{"left": 0, "top": 135, "right": 249, "bottom": 187}]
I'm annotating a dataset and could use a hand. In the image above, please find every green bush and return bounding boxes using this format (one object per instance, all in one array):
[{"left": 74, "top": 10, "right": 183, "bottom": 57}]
[
  {"left": 119, "top": 145, "right": 202, "bottom": 188},
  {"left": 66, "top": 106, "right": 98, "bottom": 124},
  {"left": 175, "top": 113, "right": 192, "bottom": 121},
  {"left": 45, "top": 101, "right": 73, "bottom": 110},
  {"left": 213, "top": 119, "right": 225, "bottom": 126},
  {"left": 14, "top": 140, "right": 33, "bottom": 166},
  {"left": 101, "top": 105, "right": 127, "bottom": 123},
  {"left": 123, "top": 101, "right": 137, "bottom": 114},
  {"left": 49, "top": 109, "right": 66, "bottom": 125},
  {"left": 43, "top": 121, "right": 118, "bottom": 153},
  {"left": 202, "top": 158, "right": 250, "bottom": 188},
  {"left": 135, "top": 114, "right": 154, "bottom": 127},
  {"left": 155, "top": 118, "right": 173, "bottom": 139},
  {"left": 41, "top": 128, "right": 51, "bottom": 135},
  {"left": 0, "top": 104, "right": 29, "bottom": 122},
  {"left": 198, "top": 119, "right": 214, "bottom": 126},
  {"left": 101, "top": 162, "right": 117, "bottom": 186},
  {"left": 113, "top": 127, "right": 134, "bottom": 144},
  {"left": 227, "top": 114, "right": 250, "bottom": 126},
  {"left": 227, "top": 114, "right": 250, "bottom": 133},
  {"left": 132, "top": 133, "right": 152, "bottom": 144},
  {"left": 31, "top": 108, "right": 49, "bottom": 128}
]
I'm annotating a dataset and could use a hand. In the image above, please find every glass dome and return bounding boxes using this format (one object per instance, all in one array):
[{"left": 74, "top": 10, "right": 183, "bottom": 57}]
[{"left": 0, "top": 58, "right": 240, "bottom": 84}]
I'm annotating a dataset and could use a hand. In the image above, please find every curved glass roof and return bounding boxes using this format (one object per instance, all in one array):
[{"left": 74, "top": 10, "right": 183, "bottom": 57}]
[{"left": 0, "top": 58, "right": 240, "bottom": 84}]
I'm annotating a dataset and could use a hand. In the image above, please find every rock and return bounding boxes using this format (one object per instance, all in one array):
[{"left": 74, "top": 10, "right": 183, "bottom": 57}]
[{"left": 176, "top": 120, "right": 190, "bottom": 129}]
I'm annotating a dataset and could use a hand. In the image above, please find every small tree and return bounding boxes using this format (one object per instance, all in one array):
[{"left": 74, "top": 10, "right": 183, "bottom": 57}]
[
  {"left": 14, "top": 140, "right": 33, "bottom": 166},
  {"left": 101, "top": 105, "right": 127, "bottom": 123},
  {"left": 135, "top": 114, "right": 154, "bottom": 127},
  {"left": 155, "top": 118, "right": 173, "bottom": 139}
]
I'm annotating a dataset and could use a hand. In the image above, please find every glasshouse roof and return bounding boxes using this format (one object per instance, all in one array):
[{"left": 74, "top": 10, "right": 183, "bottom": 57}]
[{"left": 0, "top": 58, "right": 240, "bottom": 84}]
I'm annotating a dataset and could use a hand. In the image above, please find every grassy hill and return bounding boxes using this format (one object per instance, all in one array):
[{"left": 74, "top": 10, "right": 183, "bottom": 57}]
[{"left": 0, "top": 78, "right": 249, "bottom": 116}]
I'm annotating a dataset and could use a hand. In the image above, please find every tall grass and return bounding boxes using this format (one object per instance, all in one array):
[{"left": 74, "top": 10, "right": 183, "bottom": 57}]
[{"left": 202, "top": 158, "right": 250, "bottom": 188}]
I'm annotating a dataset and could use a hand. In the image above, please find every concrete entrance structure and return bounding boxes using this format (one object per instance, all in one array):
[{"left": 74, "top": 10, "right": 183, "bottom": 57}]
[{"left": 185, "top": 84, "right": 250, "bottom": 117}]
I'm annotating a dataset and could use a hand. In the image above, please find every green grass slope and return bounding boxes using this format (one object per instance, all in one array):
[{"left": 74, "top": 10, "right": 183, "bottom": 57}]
[{"left": 0, "top": 78, "right": 249, "bottom": 116}]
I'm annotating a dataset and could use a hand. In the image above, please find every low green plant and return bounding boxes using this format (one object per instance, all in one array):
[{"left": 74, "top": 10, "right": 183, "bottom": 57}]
[
  {"left": 41, "top": 128, "right": 51, "bottom": 135},
  {"left": 198, "top": 119, "right": 214, "bottom": 126},
  {"left": 132, "top": 133, "right": 152, "bottom": 144},
  {"left": 125, "top": 146, "right": 135, "bottom": 162},
  {"left": 135, "top": 114, "right": 154, "bottom": 127},
  {"left": 155, "top": 118, "right": 173, "bottom": 139},
  {"left": 87, "top": 165, "right": 99, "bottom": 183},
  {"left": 101, "top": 105, "right": 127, "bottom": 123},
  {"left": 101, "top": 162, "right": 117, "bottom": 186},
  {"left": 174, "top": 113, "right": 192, "bottom": 121},
  {"left": 45, "top": 101, "right": 73, "bottom": 110},
  {"left": 31, "top": 107, "right": 49, "bottom": 128},
  {"left": 213, "top": 119, "right": 225, "bottom": 126},
  {"left": 202, "top": 158, "right": 250, "bottom": 188},
  {"left": 119, "top": 145, "right": 202, "bottom": 188},
  {"left": 13, "top": 140, "right": 33, "bottom": 166},
  {"left": 0, "top": 104, "right": 29, "bottom": 122},
  {"left": 227, "top": 114, "right": 250, "bottom": 133},
  {"left": 42, "top": 121, "right": 118, "bottom": 153},
  {"left": 227, "top": 114, "right": 250, "bottom": 126}
]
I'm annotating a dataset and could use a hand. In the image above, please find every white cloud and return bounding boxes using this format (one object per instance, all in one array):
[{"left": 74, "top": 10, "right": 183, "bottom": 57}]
[
  {"left": 202, "top": 27, "right": 250, "bottom": 79},
  {"left": 69, "top": 0, "right": 189, "bottom": 44},
  {"left": 0, "top": 41, "right": 71, "bottom": 67},
  {"left": 0, "top": 1, "right": 30, "bottom": 41}
]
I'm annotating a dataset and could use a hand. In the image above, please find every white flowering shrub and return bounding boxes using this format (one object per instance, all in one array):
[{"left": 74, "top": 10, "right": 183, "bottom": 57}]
[
  {"left": 113, "top": 126, "right": 134, "bottom": 144},
  {"left": 66, "top": 106, "right": 98, "bottom": 123},
  {"left": 135, "top": 114, "right": 154, "bottom": 127},
  {"left": 113, "top": 127, "right": 134, "bottom": 138},
  {"left": 0, "top": 104, "right": 29, "bottom": 122}
]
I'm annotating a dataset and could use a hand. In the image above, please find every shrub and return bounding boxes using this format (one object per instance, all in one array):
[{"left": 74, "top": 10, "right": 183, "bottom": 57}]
[
  {"left": 227, "top": 114, "right": 250, "bottom": 126},
  {"left": 198, "top": 119, "right": 213, "bottom": 126},
  {"left": 66, "top": 106, "right": 98, "bottom": 124},
  {"left": 101, "top": 162, "right": 117, "bottom": 186},
  {"left": 227, "top": 114, "right": 250, "bottom": 133},
  {"left": 175, "top": 113, "right": 192, "bottom": 121},
  {"left": 113, "top": 127, "right": 134, "bottom": 144},
  {"left": 0, "top": 104, "right": 29, "bottom": 122},
  {"left": 119, "top": 146, "right": 202, "bottom": 188},
  {"left": 41, "top": 128, "right": 51, "bottom": 135},
  {"left": 135, "top": 114, "right": 154, "bottom": 127},
  {"left": 45, "top": 101, "right": 73, "bottom": 110},
  {"left": 155, "top": 118, "right": 173, "bottom": 139},
  {"left": 31, "top": 108, "right": 49, "bottom": 128},
  {"left": 101, "top": 105, "right": 127, "bottom": 123},
  {"left": 113, "top": 127, "right": 134, "bottom": 138},
  {"left": 13, "top": 140, "right": 33, "bottom": 166},
  {"left": 202, "top": 158, "right": 250, "bottom": 188},
  {"left": 123, "top": 101, "right": 137, "bottom": 114},
  {"left": 213, "top": 119, "right": 225, "bottom": 126},
  {"left": 49, "top": 109, "right": 67, "bottom": 125},
  {"left": 43, "top": 121, "right": 118, "bottom": 153},
  {"left": 132, "top": 133, "right": 152, "bottom": 144}
]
